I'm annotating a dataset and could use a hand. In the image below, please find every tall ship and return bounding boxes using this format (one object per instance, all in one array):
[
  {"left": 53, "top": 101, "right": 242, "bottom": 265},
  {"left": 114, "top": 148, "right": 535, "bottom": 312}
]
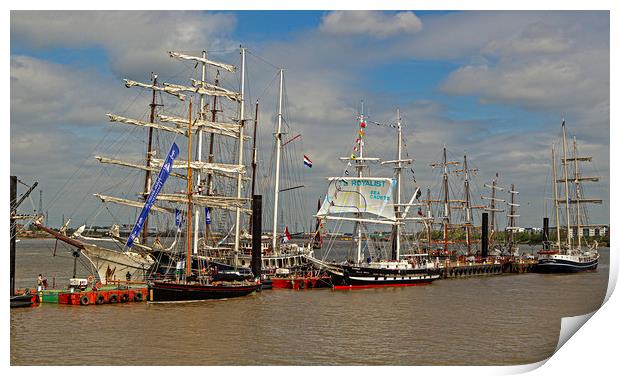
[
  {"left": 424, "top": 145, "right": 488, "bottom": 260},
  {"left": 535, "top": 120, "right": 601, "bottom": 273},
  {"left": 308, "top": 106, "right": 441, "bottom": 288},
  {"left": 213, "top": 69, "right": 311, "bottom": 274},
  {"left": 33, "top": 48, "right": 262, "bottom": 301}
]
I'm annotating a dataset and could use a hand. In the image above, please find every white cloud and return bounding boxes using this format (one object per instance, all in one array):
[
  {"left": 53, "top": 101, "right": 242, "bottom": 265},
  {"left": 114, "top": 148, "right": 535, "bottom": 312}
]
[
  {"left": 11, "top": 10, "right": 238, "bottom": 78},
  {"left": 11, "top": 55, "right": 133, "bottom": 127},
  {"left": 482, "top": 21, "right": 573, "bottom": 56},
  {"left": 440, "top": 48, "right": 609, "bottom": 114},
  {"left": 319, "top": 11, "right": 422, "bottom": 38},
  {"left": 434, "top": 11, "right": 609, "bottom": 126}
]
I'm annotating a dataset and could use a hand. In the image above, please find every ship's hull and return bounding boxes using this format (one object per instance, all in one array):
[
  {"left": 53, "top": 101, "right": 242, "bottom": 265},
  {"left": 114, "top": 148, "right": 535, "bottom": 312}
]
[
  {"left": 269, "top": 275, "right": 332, "bottom": 289},
  {"left": 326, "top": 264, "right": 441, "bottom": 289},
  {"left": 81, "top": 245, "right": 154, "bottom": 283},
  {"left": 534, "top": 255, "right": 599, "bottom": 273},
  {"left": 10, "top": 294, "right": 35, "bottom": 308},
  {"left": 148, "top": 281, "right": 259, "bottom": 303},
  {"left": 32, "top": 222, "right": 154, "bottom": 284}
]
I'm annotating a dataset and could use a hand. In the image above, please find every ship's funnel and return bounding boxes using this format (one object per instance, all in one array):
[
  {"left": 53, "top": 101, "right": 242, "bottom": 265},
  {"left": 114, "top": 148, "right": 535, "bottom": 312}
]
[
  {"left": 251, "top": 195, "right": 262, "bottom": 278},
  {"left": 481, "top": 212, "right": 489, "bottom": 258}
]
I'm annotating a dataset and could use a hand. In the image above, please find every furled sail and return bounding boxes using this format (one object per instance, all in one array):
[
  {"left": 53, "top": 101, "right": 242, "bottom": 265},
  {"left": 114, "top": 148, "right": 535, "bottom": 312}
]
[
  {"left": 94, "top": 194, "right": 174, "bottom": 214},
  {"left": 158, "top": 115, "right": 246, "bottom": 139},
  {"left": 123, "top": 79, "right": 186, "bottom": 100},
  {"left": 95, "top": 156, "right": 187, "bottom": 179},
  {"left": 316, "top": 177, "right": 396, "bottom": 220},
  {"left": 168, "top": 51, "right": 236, "bottom": 73},
  {"left": 107, "top": 114, "right": 187, "bottom": 136},
  {"left": 155, "top": 194, "right": 251, "bottom": 214},
  {"left": 191, "top": 79, "right": 240, "bottom": 99},
  {"left": 151, "top": 158, "right": 245, "bottom": 175},
  {"left": 163, "top": 82, "right": 241, "bottom": 102}
]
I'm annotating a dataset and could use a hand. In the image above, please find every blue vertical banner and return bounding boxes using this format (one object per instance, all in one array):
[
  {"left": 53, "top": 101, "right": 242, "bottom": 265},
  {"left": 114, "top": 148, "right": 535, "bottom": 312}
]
[
  {"left": 126, "top": 142, "right": 180, "bottom": 248},
  {"left": 205, "top": 207, "right": 212, "bottom": 225}
]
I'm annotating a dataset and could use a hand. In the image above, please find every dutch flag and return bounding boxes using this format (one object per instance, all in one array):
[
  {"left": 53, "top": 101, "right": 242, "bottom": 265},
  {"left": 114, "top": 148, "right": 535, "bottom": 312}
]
[{"left": 303, "top": 155, "right": 313, "bottom": 168}]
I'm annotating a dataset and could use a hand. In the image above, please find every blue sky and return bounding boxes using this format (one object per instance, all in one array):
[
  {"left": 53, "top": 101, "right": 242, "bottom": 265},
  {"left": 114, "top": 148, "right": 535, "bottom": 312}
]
[{"left": 10, "top": 10, "right": 610, "bottom": 230}]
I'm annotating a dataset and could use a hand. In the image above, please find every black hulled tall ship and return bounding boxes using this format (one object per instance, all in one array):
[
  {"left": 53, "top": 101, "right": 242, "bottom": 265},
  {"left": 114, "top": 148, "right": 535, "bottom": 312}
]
[
  {"left": 148, "top": 48, "right": 260, "bottom": 302},
  {"left": 535, "top": 120, "right": 601, "bottom": 273},
  {"left": 308, "top": 106, "right": 441, "bottom": 288}
]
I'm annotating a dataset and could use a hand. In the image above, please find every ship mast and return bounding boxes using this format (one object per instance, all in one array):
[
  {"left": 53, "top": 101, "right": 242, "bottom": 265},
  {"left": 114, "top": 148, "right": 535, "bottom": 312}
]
[
  {"left": 573, "top": 136, "right": 582, "bottom": 249},
  {"left": 272, "top": 69, "right": 284, "bottom": 253},
  {"left": 356, "top": 102, "right": 365, "bottom": 264},
  {"left": 192, "top": 51, "right": 207, "bottom": 255},
  {"left": 490, "top": 178, "right": 496, "bottom": 238},
  {"left": 552, "top": 146, "right": 562, "bottom": 248},
  {"left": 206, "top": 71, "right": 220, "bottom": 196},
  {"left": 394, "top": 109, "right": 402, "bottom": 260},
  {"left": 483, "top": 174, "right": 505, "bottom": 246},
  {"left": 233, "top": 47, "right": 247, "bottom": 268},
  {"left": 561, "top": 120, "right": 572, "bottom": 249},
  {"left": 441, "top": 147, "right": 450, "bottom": 253},
  {"left": 506, "top": 184, "right": 519, "bottom": 254},
  {"left": 426, "top": 187, "right": 433, "bottom": 246},
  {"left": 203, "top": 71, "right": 220, "bottom": 245},
  {"left": 186, "top": 99, "right": 193, "bottom": 277},
  {"left": 462, "top": 154, "right": 472, "bottom": 254},
  {"left": 142, "top": 73, "right": 158, "bottom": 245}
]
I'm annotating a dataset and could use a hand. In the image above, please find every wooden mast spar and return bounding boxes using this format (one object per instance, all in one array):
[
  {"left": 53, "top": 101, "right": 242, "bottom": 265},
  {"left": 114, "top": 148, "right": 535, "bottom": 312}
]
[
  {"left": 142, "top": 73, "right": 159, "bottom": 246},
  {"left": 204, "top": 69, "right": 219, "bottom": 246}
]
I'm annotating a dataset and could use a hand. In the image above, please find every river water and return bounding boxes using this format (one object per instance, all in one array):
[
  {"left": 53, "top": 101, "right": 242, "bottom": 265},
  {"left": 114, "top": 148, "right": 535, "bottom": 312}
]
[{"left": 10, "top": 239, "right": 608, "bottom": 365}]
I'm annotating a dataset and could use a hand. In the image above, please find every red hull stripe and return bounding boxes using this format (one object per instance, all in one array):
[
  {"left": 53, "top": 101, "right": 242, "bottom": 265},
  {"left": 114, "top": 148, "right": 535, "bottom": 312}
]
[{"left": 333, "top": 282, "right": 432, "bottom": 290}]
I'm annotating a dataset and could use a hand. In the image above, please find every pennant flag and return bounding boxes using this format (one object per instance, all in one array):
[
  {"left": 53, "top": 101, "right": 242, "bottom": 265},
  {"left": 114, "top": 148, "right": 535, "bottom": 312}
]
[
  {"left": 205, "top": 207, "right": 212, "bottom": 225},
  {"left": 359, "top": 130, "right": 365, "bottom": 137},
  {"left": 303, "top": 155, "right": 313, "bottom": 168},
  {"left": 284, "top": 226, "right": 292, "bottom": 242},
  {"left": 175, "top": 208, "right": 184, "bottom": 227},
  {"left": 360, "top": 121, "right": 366, "bottom": 128},
  {"left": 127, "top": 142, "right": 179, "bottom": 248},
  {"left": 350, "top": 153, "right": 356, "bottom": 159}
]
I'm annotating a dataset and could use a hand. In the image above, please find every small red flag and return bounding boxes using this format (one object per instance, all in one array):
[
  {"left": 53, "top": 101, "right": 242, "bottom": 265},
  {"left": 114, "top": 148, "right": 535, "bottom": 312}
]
[{"left": 284, "top": 226, "right": 292, "bottom": 242}]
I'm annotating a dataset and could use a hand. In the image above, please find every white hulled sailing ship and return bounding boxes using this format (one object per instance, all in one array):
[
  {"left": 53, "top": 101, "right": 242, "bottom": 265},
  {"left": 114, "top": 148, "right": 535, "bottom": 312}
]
[{"left": 535, "top": 120, "right": 601, "bottom": 273}]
